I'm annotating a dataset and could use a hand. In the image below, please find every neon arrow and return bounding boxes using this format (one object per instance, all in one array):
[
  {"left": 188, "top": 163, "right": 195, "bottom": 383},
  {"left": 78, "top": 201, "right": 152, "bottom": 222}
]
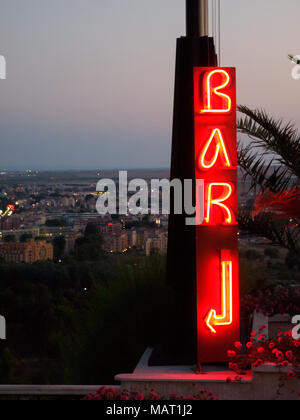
[{"left": 205, "top": 252, "right": 233, "bottom": 334}]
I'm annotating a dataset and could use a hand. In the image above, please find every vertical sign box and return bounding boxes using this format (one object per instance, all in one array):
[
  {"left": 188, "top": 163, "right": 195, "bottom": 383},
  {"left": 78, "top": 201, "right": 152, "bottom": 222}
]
[{"left": 194, "top": 68, "right": 240, "bottom": 364}]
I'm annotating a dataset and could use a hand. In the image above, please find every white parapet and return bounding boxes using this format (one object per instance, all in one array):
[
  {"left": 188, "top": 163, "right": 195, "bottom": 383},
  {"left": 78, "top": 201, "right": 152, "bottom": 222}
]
[
  {"left": 115, "top": 345, "right": 300, "bottom": 400},
  {"left": 115, "top": 348, "right": 253, "bottom": 401}
]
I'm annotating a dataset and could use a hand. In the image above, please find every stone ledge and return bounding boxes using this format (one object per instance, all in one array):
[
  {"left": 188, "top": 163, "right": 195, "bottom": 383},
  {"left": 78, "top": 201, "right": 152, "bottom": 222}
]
[
  {"left": 116, "top": 348, "right": 252, "bottom": 384},
  {"left": 115, "top": 349, "right": 300, "bottom": 400},
  {"left": 269, "top": 314, "right": 291, "bottom": 323},
  {"left": 0, "top": 385, "right": 110, "bottom": 396},
  {"left": 254, "top": 363, "right": 293, "bottom": 374},
  {"left": 116, "top": 371, "right": 252, "bottom": 384}
]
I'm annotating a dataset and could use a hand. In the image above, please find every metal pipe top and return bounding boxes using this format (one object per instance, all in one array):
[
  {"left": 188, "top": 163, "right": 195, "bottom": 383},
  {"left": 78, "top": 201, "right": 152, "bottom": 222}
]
[{"left": 186, "top": 0, "right": 209, "bottom": 38}]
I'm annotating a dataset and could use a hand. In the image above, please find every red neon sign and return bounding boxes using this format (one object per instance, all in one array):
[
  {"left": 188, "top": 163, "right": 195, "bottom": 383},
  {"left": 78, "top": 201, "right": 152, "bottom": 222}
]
[
  {"left": 198, "top": 128, "right": 232, "bottom": 170},
  {"left": 205, "top": 251, "right": 233, "bottom": 334},
  {"left": 194, "top": 67, "right": 240, "bottom": 364},
  {"left": 196, "top": 69, "right": 233, "bottom": 115},
  {"left": 205, "top": 183, "right": 235, "bottom": 225}
]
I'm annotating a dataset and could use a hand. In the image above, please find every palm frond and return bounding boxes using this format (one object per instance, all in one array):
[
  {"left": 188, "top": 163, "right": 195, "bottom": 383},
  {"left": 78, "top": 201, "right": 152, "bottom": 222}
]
[
  {"left": 239, "top": 210, "right": 300, "bottom": 252},
  {"left": 238, "top": 106, "right": 300, "bottom": 178},
  {"left": 237, "top": 106, "right": 300, "bottom": 252},
  {"left": 238, "top": 142, "right": 291, "bottom": 193}
]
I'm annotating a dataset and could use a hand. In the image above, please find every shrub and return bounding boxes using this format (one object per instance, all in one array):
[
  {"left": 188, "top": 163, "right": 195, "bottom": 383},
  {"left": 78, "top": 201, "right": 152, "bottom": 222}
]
[
  {"left": 241, "top": 286, "right": 300, "bottom": 317},
  {"left": 265, "top": 248, "right": 280, "bottom": 260},
  {"left": 239, "top": 258, "right": 268, "bottom": 295},
  {"left": 83, "top": 387, "right": 219, "bottom": 401},
  {"left": 69, "top": 255, "right": 174, "bottom": 385},
  {"left": 228, "top": 327, "right": 300, "bottom": 377}
]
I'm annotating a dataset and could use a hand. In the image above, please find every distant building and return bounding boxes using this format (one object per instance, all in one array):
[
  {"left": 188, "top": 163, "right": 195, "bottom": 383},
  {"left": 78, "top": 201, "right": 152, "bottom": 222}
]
[
  {"left": 0, "top": 227, "right": 40, "bottom": 242},
  {"left": 40, "top": 226, "right": 74, "bottom": 239},
  {"left": 0, "top": 216, "right": 22, "bottom": 231},
  {"left": 0, "top": 239, "right": 53, "bottom": 264},
  {"left": 58, "top": 196, "right": 76, "bottom": 209},
  {"left": 98, "top": 221, "right": 123, "bottom": 235},
  {"left": 103, "top": 232, "right": 129, "bottom": 254},
  {"left": 136, "top": 230, "right": 145, "bottom": 250},
  {"left": 64, "top": 233, "right": 81, "bottom": 254},
  {"left": 129, "top": 229, "right": 137, "bottom": 247},
  {"left": 145, "top": 231, "right": 168, "bottom": 257}
]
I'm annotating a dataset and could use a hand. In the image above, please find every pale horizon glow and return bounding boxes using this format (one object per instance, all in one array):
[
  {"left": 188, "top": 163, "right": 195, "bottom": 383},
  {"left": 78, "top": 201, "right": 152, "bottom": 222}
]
[{"left": 0, "top": 0, "right": 299, "bottom": 171}]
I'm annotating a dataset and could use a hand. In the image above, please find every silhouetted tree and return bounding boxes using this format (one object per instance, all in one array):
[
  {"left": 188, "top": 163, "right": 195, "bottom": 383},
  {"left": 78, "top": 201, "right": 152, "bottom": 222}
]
[
  {"left": 4, "top": 235, "right": 16, "bottom": 243},
  {"left": 19, "top": 233, "right": 33, "bottom": 243},
  {"left": 74, "top": 223, "right": 104, "bottom": 261},
  {"left": 45, "top": 219, "right": 67, "bottom": 227}
]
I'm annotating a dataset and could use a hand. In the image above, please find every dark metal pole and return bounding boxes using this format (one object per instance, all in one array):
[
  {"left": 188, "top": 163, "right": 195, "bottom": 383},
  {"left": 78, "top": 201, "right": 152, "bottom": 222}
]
[
  {"left": 150, "top": 0, "right": 217, "bottom": 368},
  {"left": 186, "top": 0, "right": 208, "bottom": 38}
]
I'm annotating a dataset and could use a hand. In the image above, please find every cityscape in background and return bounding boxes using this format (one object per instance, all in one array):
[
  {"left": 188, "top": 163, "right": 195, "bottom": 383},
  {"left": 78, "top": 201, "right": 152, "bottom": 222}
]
[
  {"left": 0, "top": 0, "right": 299, "bottom": 401},
  {"left": 0, "top": 168, "right": 273, "bottom": 264}
]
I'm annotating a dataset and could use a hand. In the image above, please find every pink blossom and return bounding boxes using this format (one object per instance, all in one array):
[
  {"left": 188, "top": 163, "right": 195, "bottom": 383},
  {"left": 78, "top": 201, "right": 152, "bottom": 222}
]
[
  {"left": 253, "top": 359, "right": 264, "bottom": 369},
  {"left": 258, "top": 334, "right": 265, "bottom": 341},
  {"left": 97, "top": 386, "right": 107, "bottom": 395},
  {"left": 183, "top": 395, "right": 194, "bottom": 400},
  {"left": 229, "top": 362, "right": 238, "bottom": 371},
  {"left": 259, "top": 325, "right": 267, "bottom": 332},
  {"left": 269, "top": 342, "right": 275, "bottom": 349}
]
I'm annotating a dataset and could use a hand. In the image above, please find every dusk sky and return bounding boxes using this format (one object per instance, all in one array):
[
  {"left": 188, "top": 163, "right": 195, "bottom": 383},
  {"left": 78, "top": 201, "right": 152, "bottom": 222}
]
[{"left": 0, "top": 0, "right": 299, "bottom": 171}]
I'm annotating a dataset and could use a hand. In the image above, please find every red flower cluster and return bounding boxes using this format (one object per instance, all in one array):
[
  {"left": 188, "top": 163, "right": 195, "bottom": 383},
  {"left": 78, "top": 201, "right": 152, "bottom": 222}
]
[
  {"left": 241, "top": 286, "right": 300, "bottom": 317},
  {"left": 252, "top": 187, "right": 300, "bottom": 220},
  {"left": 83, "top": 387, "right": 219, "bottom": 401},
  {"left": 227, "top": 326, "right": 300, "bottom": 380}
]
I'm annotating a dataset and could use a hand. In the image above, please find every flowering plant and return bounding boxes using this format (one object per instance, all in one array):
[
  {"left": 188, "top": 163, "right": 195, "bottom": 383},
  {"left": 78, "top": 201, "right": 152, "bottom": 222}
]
[
  {"left": 227, "top": 327, "right": 300, "bottom": 378},
  {"left": 83, "top": 386, "right": 219, "bottom": 401},
  {"left": 252, "top": 187, "right": 300, "bottom": 220}
]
